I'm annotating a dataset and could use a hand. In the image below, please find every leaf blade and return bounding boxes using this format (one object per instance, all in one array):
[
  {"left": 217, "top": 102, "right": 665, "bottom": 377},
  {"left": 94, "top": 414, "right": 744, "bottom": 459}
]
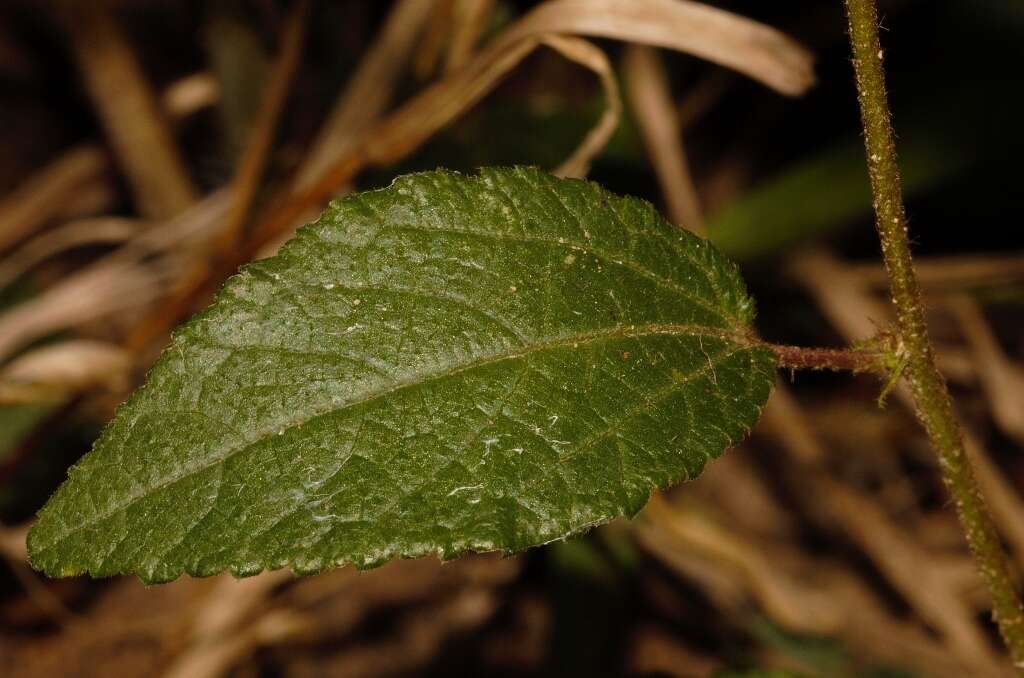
[{"left": 29, "top": 167, "right": 774, "bottom": 583}]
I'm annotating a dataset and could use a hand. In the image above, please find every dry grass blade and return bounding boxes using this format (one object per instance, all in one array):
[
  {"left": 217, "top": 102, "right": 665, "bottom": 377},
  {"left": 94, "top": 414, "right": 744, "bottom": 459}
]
[
  {"left": 543, "top": 36, "right": 621, "bottom": 178},
  {"left": 0, "top": 193, "right": 230, "bottom": 365},
  {"left": 161, "top": 73, "right": 220, "bottom": 118},
  {"left": 164, "top": 609, "right": 310, "bottom": 678},
  {"left": 492, "top": 0, "right": 814, "bottom": 96},
  {"left": 0, "top": 217, "right": 142, "bottom": 290},
  {"left": 792, "top": 251, "right": 1024, "bottom": 571},
  {"left": 790, "top": 249, "right": 976, "bottom": 382},
  {"left": 364, "top": 0, "right": 814, "bottom": 166},
  {"left": 635, "top": 489, "right": 983, "bottom": 677},
  {"left": 304, "top": 31, "right": 618, "bottom": 181},
  {"left": 360, "top": 35, "right": 535, "bottom": 167},
  {"left": 293, "top": 0, "right": 439, "bottom": 192},
  {"left": 849, "top": 253, "right": 1024, "bottom": 290},
  {"left": 623, "top": 45, "right": 704, "bottom": 233},
  {"left": 214, "top": 0, "right": 310, "bottom": 257},
  {"left": 2, "top": 552, "right": 77, "bottom": 628},
  {"left": 643, "top": 493, "right": 839, "bottom": 633},
  {"left": 303, "top": 588, "right": 501, "bottom": 678},
  {"left": 960, "top": 427, "right": 1024, "bottom": 569},
  {"left": 260, "top": 0, "right": 813, "bottom": 255},
  {"left": 446, "top": 0, "right": 496, "bottom": 72},
  {"left": 164, "top": 569, "right": 296, "bottom": 678},
  {"left": 0, "top": 523, "right": 29, "bottom": 562},
  {"left": 760, "top": 385, "right": 1010, "bottom": 676},
  {"left": 61, "top": 2, "right": 197, "bottom": 218},
  {"left": 0, "top": 340, "right": 130, "bottom": 404},
  {"left": 628, "top": 624, "right": 720, "bottom": 677},
  {"left": 689, "top": 451, "right": 796, "bottom": 539},
  {"left": 676, "top": 70, "right": 730, "bottom": 129},
  {"left": 242, "top": 34, "right": 597, "bottom": 261},
  {"left": 0, "top": 146, "right": 111, "bottom": 253},
  {"left": 0, "top": 261, "right": 164, "bottom": 363},
  {"left": 166, "top": 556, "right": 520, "bottom": 677},
  {"left": 417, "top": 0, "right": 458, "bottom": 81},
  {"left": 826, "top": 571, "right": 997, "bottom": 678},
  {"left": 0, "top": 72, "right": 218, "bottom": 256},
  {"left": 121, "top": 192, "right": 241, "bottom": 352},
  {"left": 949, "top": 297, "right": 1024, "bottom": 445},
  {"left": 125, "top": 190, "right": 233, "bottom": 257}
]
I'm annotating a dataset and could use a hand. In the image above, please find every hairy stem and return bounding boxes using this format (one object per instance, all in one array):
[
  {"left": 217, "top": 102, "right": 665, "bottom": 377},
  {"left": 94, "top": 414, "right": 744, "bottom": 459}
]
[
  {"left": 766, "top": 344, "right": 883, "bottom": 373},
  {"left": 844, "top": 0, "right": 1024, "bottom": 667}
]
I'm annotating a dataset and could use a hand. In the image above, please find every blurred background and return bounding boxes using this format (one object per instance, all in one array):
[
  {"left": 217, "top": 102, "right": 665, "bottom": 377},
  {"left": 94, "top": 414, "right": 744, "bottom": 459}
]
[{"left": 0, "top": 1, "right": 1022, "bottom": 676}]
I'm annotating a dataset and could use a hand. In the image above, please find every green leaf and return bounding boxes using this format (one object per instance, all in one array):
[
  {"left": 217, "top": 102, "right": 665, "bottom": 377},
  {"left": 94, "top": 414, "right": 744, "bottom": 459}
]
[{"left": 28, "top": 167, "right": 774, "bottom": 583}]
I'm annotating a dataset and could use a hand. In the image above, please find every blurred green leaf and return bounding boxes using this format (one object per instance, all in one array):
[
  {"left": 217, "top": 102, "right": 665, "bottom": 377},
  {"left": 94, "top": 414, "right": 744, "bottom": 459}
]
[{"left": 708, "top": 132, "right": 968, "bottom": 262}]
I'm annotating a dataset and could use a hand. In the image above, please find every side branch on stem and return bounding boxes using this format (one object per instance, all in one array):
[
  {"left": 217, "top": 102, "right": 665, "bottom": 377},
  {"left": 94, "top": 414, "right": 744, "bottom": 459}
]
[{"left": 845, "top": 0, "right": 1024, "bottom": 669}]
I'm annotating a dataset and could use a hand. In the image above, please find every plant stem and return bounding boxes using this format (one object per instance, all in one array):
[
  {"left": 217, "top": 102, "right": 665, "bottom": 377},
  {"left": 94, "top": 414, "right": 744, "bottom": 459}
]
[
  {"left": 766, "top": 344, "right": 883, "bottom": 374},
  {"left": 844, "top": 0, "right": 1024, "bottom": 668}
]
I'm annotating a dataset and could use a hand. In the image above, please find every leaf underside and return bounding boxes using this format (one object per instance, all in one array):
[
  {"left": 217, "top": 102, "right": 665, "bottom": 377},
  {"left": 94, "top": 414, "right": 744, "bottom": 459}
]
[{"left": 28, "top": 167, "right": 775, "bottom": 583}]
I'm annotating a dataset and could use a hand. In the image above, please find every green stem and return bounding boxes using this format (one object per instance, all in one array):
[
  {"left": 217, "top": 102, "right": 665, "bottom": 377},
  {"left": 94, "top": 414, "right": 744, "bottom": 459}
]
[{"left": 844, "top": 0, "right": 1024, "bottom": 668}]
